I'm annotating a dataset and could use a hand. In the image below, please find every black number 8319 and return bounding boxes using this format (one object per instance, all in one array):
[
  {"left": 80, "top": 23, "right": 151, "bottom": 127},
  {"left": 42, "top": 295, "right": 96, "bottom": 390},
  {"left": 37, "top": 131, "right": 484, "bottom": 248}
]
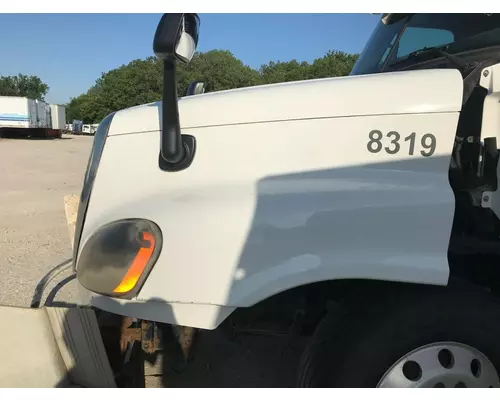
[{"left": 367, "top": 130, "right": 436, "bottom": 157}]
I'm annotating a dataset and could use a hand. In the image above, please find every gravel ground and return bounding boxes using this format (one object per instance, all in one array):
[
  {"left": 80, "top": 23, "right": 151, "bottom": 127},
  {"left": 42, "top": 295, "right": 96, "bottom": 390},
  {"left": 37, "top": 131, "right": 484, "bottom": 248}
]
[
  {"left": 0, "top": 134, "right": 92, "bottom": 307},
  {"left": 0, "top": 134, "right": 305, "bottom": 388}
]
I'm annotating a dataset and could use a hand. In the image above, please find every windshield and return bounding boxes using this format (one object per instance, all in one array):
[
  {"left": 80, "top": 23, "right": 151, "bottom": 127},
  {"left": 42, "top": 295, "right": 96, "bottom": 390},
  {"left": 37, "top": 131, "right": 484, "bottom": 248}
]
[{"left": 351, "top": 13, "right": 500, "bottom": 75}]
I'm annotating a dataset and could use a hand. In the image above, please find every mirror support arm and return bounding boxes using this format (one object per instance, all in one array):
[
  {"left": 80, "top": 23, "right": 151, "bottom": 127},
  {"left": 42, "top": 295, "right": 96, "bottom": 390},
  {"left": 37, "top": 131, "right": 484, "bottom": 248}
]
[
  {"left": 161, "top": 60, "right": 185, "bottom": 164},
  {"left": 158, "top": 59, "right": 197, "bottom": 172},
  {"left": 154, "top": 13, "right": 199, "bottom": 172}
]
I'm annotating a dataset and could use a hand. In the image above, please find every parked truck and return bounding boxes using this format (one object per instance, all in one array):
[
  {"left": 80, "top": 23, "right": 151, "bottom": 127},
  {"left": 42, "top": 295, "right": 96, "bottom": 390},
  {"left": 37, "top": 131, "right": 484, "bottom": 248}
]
[
  {"left": 0, "top": 96, "right": 66, "bottom": 138},
  {"left": 82, "top": 124, "right": 99, "bottom": 135},
  {"left": 72, "top": 120, "right": 83, "bottom": 135},
  {"left": 4, "top": 12, "right": 500, "bottom": 388}
]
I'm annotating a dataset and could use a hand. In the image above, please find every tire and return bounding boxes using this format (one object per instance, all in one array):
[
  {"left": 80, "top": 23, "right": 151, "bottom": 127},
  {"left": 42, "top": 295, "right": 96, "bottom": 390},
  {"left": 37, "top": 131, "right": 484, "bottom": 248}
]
[{"left": 297, "top": 282, "right": 500, "bottom": 388}]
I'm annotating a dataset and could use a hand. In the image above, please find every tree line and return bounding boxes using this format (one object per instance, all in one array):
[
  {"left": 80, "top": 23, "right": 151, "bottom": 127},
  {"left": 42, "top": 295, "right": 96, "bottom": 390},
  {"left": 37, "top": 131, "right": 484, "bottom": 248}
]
[
  {"left": 0, "top": 49, "right": 358, "bottom": 124},
  {"left": 0, "top": 74, "right": 49, "bottom": 101}
]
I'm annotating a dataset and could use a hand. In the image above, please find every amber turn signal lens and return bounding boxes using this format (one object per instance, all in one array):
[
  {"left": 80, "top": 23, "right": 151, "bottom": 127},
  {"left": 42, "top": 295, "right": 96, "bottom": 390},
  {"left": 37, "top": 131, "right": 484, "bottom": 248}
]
[
  {"left": 113, "top": 232, "right": 155, "bottom": 294},
  {"left": 76, "top": 219, "right": 162, "bottom": 299}
]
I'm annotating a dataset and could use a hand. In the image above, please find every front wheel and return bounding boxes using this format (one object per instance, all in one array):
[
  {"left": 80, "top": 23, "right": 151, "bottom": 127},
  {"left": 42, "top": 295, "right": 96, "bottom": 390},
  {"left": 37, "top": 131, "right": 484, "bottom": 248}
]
[{"left": 297, "top": 283, "right": 500, "bottom": 388}]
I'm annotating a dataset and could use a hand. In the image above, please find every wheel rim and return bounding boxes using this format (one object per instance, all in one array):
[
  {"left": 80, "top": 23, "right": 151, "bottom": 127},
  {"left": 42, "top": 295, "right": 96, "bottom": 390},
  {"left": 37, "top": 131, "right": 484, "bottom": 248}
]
[{"left": 377, "top": 341, "right": 500, "bottom": 388}]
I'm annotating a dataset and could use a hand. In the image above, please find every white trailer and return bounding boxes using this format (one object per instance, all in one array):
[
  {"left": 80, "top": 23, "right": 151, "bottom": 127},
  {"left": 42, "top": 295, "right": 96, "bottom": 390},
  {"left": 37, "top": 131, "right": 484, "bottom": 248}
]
[
  {"left": 0, "top": 96, "right": 64, "bottom": 138},
  {"left": 36, "top": 100, "right": 50, "bottom": 129},
  {"left": 0, "top": 96, "right": 40, "bottom": 129},
  {"left": 50, "top": 104, "right": 66, "bottom": 131}
]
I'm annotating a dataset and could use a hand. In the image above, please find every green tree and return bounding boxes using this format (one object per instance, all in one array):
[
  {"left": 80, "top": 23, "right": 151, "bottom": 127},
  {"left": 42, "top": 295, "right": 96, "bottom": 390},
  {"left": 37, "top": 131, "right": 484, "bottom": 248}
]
[
  {"left": 67, "top": 50, "right": 263, "bottom": 123},
  {"left": 308, "top": 51, "right": 359, "bottom": 79},
  {"left": 66, "top": 57, "right": 164, "bottom": 123},
  {"left": 177, "top": 50, "right": 263, "bottom": 95},
  {"left": 66, "top": 95, "right": 88, "bottom": 123},
  {"left": 94, "top": 57, "right": 163, "bottom": 117},
  {"left": 65, "top": 48, "right": 359, "bottom": 123},
  {"left": 259, "top": 51, "right": 358, "bottom": 84},
  {"left": 0, "top": 74, "right": 49, "bottom": 100},
  {"left": 259, "top": 60, "right": 311, "bottom": 84}
]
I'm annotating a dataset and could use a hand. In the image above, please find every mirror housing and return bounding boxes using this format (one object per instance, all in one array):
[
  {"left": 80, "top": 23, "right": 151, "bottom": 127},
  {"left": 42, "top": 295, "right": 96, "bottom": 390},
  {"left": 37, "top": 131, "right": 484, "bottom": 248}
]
[
  {"left": 185, "top": 81, "right": 206, "bottom": 96},
  {"left": 153, "top": 13, "right": 200, "bottom": 172},
  {"left": 153, "top": 13, "right": 199, "bottom": 63}
]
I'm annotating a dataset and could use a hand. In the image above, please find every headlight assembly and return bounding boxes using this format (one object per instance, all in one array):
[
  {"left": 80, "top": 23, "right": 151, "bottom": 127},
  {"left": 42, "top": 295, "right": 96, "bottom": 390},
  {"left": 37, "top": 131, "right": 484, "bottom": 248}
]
[{"left": 76, "top": 219, "right": 162, "bottom": 299}]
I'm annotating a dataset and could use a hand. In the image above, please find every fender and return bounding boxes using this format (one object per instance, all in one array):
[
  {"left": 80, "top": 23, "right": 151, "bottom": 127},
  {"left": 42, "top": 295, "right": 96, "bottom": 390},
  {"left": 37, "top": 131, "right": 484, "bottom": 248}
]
[{"left": 76, "top": 68, "right": 464, "bottom": 329}]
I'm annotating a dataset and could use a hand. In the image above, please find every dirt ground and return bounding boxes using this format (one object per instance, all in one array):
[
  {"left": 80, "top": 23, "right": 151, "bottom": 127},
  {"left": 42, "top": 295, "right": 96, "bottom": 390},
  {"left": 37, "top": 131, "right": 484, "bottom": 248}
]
[
  {"left": 0, "top": 134, "right": 305, "bottom": 388},
  {"left": 0, "top": 134, "right": 90, "bottom": 307}
]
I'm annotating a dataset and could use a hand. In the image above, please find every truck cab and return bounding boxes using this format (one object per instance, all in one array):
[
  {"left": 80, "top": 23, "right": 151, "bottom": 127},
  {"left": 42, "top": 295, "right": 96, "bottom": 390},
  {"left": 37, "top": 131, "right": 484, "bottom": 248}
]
[
  {"left": 352, "top": 14, "right": 500, "bottom": 285},
  {"left": 11, "top": 13, "right": 500, "bottom": 388}
]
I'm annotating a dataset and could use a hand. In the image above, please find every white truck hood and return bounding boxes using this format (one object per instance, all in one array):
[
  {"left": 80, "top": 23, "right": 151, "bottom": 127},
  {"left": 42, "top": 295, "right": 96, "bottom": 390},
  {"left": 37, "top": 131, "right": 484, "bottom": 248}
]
[{"left": 108, "top": 68, "right": 464, "bottom": 136}]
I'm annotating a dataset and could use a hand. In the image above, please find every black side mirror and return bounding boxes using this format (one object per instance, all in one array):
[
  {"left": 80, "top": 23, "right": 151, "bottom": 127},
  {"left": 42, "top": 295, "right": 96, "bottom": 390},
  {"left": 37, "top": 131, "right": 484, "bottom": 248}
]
[
  {"left": 153, "top": 13, "right": 200, "bottom": 172},
  {"left": 186, "top": 81, "right": 206, "bottom": 96}
]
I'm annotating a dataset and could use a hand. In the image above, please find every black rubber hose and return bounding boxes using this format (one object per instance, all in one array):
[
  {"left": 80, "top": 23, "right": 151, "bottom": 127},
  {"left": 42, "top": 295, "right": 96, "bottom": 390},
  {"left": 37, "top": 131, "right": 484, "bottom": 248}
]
[{"left": 30, "top": 258, "right": 74, "bottom": 308}]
